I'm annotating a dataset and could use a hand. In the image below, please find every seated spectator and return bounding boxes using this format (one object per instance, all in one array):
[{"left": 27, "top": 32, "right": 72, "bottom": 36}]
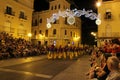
[
  {"left": 95, "top": 53, "right": 111, "bottom": 80},
  {"left": 87, "top": 53, "right": 111, "bottom": 80},
  {"left": 106, "top": 56, "right": 120, "bottom": 80}
]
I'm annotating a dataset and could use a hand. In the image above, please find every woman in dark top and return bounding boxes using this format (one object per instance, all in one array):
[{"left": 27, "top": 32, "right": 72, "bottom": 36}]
[
  {"left": 96, "top": 53, "right": 111, "bottom": 80},
  {"left": 97, "top": 63, "right": 110, "bottom": 80}
]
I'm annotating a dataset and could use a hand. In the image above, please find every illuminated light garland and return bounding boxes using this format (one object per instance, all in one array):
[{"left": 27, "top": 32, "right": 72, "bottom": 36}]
[
  {"left": 67, "top": 16, "right": 75, "bottom": 25},
  {"left": 47, "top": 8, "right": 101, "bottom": 28},
  {"left": 46, "top": 23, "right": 51, "bottom": 28},
  {"left": 96, "top": 18, "right": 101, "bottom": 25}
]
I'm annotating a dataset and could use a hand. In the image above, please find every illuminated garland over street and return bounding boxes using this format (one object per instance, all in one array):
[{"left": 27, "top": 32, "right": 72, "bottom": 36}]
[{"left": 47, "top": 9, "right": 101, "bottom": 28}]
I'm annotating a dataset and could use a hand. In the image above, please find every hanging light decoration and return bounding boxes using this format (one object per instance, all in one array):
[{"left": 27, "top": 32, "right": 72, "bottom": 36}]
[
  {"left": 96, "top": 18, "right": 101, "bottom": 25},
  {"left": 47, "top": 8, "right": 100, "bottom": 26},
  {"left": 67, "top": 16, "right": 75, "bottom": 25},
  {"left": 95, "top": 13, "right": 101, "bottom": 25},
  {"left": 47, "top": 23, "right": 51, "bottom": 28}
]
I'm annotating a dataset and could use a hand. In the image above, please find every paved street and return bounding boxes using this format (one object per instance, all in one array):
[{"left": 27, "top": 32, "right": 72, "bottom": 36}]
[{"left": 0, "top": 55, "right": 90, "bottom": 80}]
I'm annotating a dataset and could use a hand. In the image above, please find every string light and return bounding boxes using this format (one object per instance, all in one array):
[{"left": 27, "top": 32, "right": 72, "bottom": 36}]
[{"left": 47, "top": 8, "right": 100, "bottom": 26}]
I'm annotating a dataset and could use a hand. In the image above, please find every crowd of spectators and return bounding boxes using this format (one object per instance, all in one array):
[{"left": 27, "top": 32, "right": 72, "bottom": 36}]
[
  {"left": 0, "top": 32, "right": 47, "bottom": 59},
  {"left": 86, "top": 39, "right": 120, "bottom": 80},
  {"left": 0, "top": 32, "right": 90, "bottom": 60}
]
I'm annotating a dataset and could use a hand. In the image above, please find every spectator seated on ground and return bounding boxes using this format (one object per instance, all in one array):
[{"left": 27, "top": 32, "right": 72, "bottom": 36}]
[
  {"left": 0, "top": 32, "right": 45, "bottom": 59},
  {"left": 106, "top": 56, "right": 120, "bottom": 80},
  {"left": 87, "top": 53, "right": 112, "bottom": 80}
]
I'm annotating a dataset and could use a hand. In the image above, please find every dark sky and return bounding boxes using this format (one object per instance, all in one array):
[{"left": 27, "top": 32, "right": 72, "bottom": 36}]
[
  {"left": 34, "top": 0, "right": 98, "bottom": 45},
  {"left": 34, "top": 0, "right": 97, "bottom": 11}
]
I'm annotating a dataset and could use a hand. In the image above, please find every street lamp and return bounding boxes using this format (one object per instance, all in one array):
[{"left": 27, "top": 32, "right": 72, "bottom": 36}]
[
  {"left": 91, "top": 32, "right": 96, "bottom": 37},
  {"left": 73, "top": 35, "right": 80, "bottom": 46},
  {"left": 96, "top": 1, "right": 101, "bottom": 8},
  {"left": 28, "top": 33, "right": 32, "bottom": 41}
]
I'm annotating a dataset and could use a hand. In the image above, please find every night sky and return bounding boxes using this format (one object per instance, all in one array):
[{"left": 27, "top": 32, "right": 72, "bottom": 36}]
[{"left": 34, "top": 0, "right": 97, "bottom": 45}]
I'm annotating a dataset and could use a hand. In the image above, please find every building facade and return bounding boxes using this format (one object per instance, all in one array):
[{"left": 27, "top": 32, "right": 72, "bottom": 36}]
[
  {"left": 0, "top": 0, "right": 34, "bottom": 40},
  {"left": 97, "top": 0, "right": 120, "bottom": 46},
  {"left": 32, "top": 0, "right": 81, "bottom": 47}
]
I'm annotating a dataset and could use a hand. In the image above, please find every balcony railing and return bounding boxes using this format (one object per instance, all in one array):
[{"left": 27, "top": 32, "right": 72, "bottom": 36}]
[
  {"left": 99, "top": 32, "right": 120, "bottom": 38},
  {"left": 19, "top": 15, "right": 27, "bottom": 20},
  {"left": 4, "top": 11, "right": 15, "bottom": 16}
]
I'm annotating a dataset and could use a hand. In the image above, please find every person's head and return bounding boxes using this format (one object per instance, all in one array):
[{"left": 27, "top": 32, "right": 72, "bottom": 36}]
[
  {"left": 101, "top": 53, "right": 111, "bottom": 63},
  {"left": 107, "top": 56, "right": 120, "bottom": 71}
]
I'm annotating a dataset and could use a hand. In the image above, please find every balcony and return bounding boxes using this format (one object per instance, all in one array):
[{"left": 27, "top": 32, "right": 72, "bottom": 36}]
[
  {"left": 19, "top": 15, "right": 27, "bottom": 20},
  {"left": 64, "top": 35, "right": 70, "bottom": 39},
  {"left": 99, "top": 32, "right": 120, "bottom": 38},
  {"left": 4, "top": 11, "right": 15, "bottom": 16}
]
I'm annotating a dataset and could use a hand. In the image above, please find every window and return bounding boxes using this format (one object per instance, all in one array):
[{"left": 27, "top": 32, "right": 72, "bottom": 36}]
[
  {"left": 73, "top": 32, "right": 75, "bottom": 37},
  {"left": 39, "top": 18, "right": 42, "bottom": 23},
  {"left": 5, "top": 6, "right": 14, "bottom": 16},
  {"left": 19, "top": 11, "right": 27, "bottom": 20},
  {"left": 19, "top": 11, "right": 24, "bottom": 18},
  {"left": 6, "top": 6, "right": 12, "bottom": 14},
  {"left": 105, "top": 11, "right": 112, "bottom": 19},
  {"left": 64, "top": 5, "right": 65, "bottom": 9},
  {"left": 58, "top": 4, "right": 60, "bottom": 9},
  {"left": 34, "top": 30, "right": 37, "bottom": 35},
  {"left": 34, "top": 19, "right": 38, "bottom": 26},
  {"left": 39, "top": 30, "right": 42, "bottom": 34},
  {"left": 53, "top": 29, "right": 56, "bottom": 35},
  {"left": 65, "top": 17, "right": 67, "bottom": 24},
  {"left": 65, "top": 30, "right": 67, "bottom": 35},
  {"left": 70, "top": 31, "right": 72, "bottom": 37},
  {"left": 51, "top": 6, "right": 53, "bottom": 10},
  {"left": 55, "top": 5, "right": 57, "bottom": 10},
  {"left": 45, "top": 30, "right": 48, "bottom": 37}
]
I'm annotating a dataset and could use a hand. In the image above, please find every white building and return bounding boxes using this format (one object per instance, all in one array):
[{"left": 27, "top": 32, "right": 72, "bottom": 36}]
[{"left": 32, "top": 0, "right": 81, "bottom": 47}]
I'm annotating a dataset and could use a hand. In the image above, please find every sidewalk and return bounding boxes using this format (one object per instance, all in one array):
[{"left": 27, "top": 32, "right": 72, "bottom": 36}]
[
  {"left": 52, "top": 55, "right": 91, "bottom": 80},
  {"left": 0, "top": 55, "right": 47, "bottom": 67}
]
